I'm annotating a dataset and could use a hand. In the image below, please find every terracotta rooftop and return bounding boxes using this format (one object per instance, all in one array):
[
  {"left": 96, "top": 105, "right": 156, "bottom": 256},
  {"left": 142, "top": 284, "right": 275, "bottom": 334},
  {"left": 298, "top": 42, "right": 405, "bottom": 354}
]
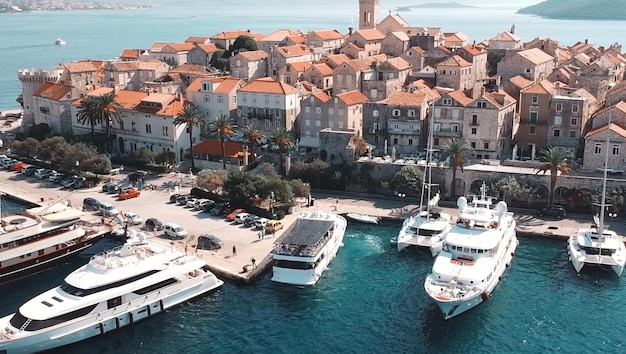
[
  {"left": 311, "top": 29, "right": 344, "bottom": 41},
  {"left": 585, "top": 122, "right": 626, "bottom": 139},
  {"left": 33, "top": 83, "right": 73, "bottom": 101},
  {"left": 236, "top": 50, "right": 269, "bottom": 61},
  {"left": 489, "top": 31, "right": 521, "bottom": 42},
  {"left": 276, "top": 45, "right": 312, "bottom": 57},
  {"left": 186, "top": 77, "right": 242, "bottom": 94},
  {"left": 344, "top": 54, "right": 387, "bottom": 71},
  {"left": 63, "top": 61, "right": 102, "bottom": 73},
  {"left": 196, "top": 43, "right": 219, "bottom": 53},
  {"left": 354, "top": 29, "right": 386, "bottom": 41},
  {"left": 446, "top": 89, "right": 473, "bottom": 106},
  {"left": 444, "top": 32, "right": 469, "bottom": 43},
  {"left": 285, "top": 62, "right": 313, "bottom": 72},
  {"left": 210, "top": 30, "right": 264, "bottom": 41},
  {"left": 120, "top": 49, "right": 144, "bottom": 59},
  {"left": 384, "top": 57, "right": 411, "bottom": 71},
  {"left": 438, "top": 55, "right": 471, "bottom": 68},
  {"left": 336, "top": 90, "right": 369, "bottom": 105},
  {"left": 386, "top": 91, "right": 427, "bottom": 106},
  {"left": 312, "top": 91, "right": 331, "bottom": 103},
  {"left": 286, "top": 35, "right": 306, "bottom": 45},
  {"left": 192, "top": 139, "right": 244, "bottom": 157},
  {"left": 238, "top": 78, "right": 299, "bottom": 94},
  {"left": 460, "top": 44, "right": 487, "bottom": 56},
  {"left": 310, "top": 63, "right": 334, "bottom": 76},
  {"left": 318, "top": 54, "right": 351, "bottom": 68},
  {"left": 517, "top": 48, "right": 555, "bottom": 64},
  {"left": 523, "top": 80, "right": 554, "bottom": 95},
  {"left": 509, "top": 75, "right": 534, "bottom": 89},
  {"left": 185, "top": 36, "right": 210, "bottom": 44},
  {"left": 388, "top": 31, "right": 410, "bottom": 41},
  {"left": 260, "top": 29, "right": 302, "bottom": 42}
]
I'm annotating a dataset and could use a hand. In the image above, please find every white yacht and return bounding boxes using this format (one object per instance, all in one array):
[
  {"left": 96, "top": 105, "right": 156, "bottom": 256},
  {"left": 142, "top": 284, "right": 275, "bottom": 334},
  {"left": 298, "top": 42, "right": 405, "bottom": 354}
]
[
  {"left": 0, "top": 203, "right": 107, "bottom": 285},
  {"left": 345, "top": 213, "right": 380, "bottom": 225},
  {"left": 397, "top": 110, "right": 452, "bottom": 256},
  {"left": 272, "top": 210, "right": 347, "bottom": 285},
  {"left": 0, "top": 232, "right": 224, "bottom": 353},
  {"left": 424, "top": 184, "right": 518, "bottom": 320},
  {"left": 568, "top": 124, "right": 626, "bottom": 277},
  {"left": 54, "top": 38, "right": 65, "bottom": 45}
]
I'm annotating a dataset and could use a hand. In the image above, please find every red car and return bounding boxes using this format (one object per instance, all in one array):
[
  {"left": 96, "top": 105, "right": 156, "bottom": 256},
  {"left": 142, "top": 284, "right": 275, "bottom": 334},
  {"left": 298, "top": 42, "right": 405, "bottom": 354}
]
[
  {"left": 10, "top": 162, "right": 27, "bottom": 172},
  {"left": 118, "top": 188, "right": 141, "bottom": 200},
  {"left": 226, "top": 208, "right": 245, "bottom": 221}
]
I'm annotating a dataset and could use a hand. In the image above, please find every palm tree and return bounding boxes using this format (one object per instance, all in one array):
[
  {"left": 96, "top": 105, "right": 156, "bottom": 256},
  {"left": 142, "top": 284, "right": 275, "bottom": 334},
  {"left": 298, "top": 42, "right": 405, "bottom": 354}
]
[
  {"left": 174, "top": 104, "right": 205, "bottom": 171},
  {"left": 242, "top": 125, "right": 264, "bottom": 162},
  {"left": 440, "top": 138, "right": 474, "bottom": 198},
  {"left": 208, "top": 114, "right": 237, "bottom": 170},
  {"left": 75, "top": 96, "right": 101, "bottom": 147},
  {"left": 270, "top": 128, "right": 295, "bottom": 176},
  {"left": 535, "top": 146, "right": 574, "bottom": 206},
  {"left": 95, "top": 92, "right": 121, "bottom": 152}
]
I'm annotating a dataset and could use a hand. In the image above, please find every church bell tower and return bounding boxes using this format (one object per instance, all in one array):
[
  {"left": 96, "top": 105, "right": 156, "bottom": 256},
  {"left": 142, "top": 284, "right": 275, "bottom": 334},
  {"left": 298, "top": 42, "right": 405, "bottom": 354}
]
[{"left": 359, "top": 0, "right": 380, "bottom": 30}]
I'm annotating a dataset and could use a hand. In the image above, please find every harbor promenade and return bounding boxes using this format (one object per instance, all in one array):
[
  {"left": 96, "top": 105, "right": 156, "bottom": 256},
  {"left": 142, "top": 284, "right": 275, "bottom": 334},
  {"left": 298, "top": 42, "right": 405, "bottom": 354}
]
[{"left": 2, "top": 168, "right": 624, "bottom": 283}]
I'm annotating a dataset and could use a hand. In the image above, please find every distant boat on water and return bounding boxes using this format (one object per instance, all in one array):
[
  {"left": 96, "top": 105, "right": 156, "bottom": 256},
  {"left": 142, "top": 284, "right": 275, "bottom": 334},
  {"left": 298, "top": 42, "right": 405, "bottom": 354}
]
[
  {"left": 189, "top": 16, "right": 197, "bottom": 20},
  {"left": 55, "top": 38, "right": 65, "bottom": 45}
]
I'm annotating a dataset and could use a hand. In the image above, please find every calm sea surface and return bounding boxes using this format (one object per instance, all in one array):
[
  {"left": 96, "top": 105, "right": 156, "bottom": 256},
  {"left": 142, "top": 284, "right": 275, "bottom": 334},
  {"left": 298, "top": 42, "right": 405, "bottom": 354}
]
[
  {"left": 0, "top": 0, "right": 625, "bottom": 109},
  {"left": 0, "top": 195, "right": 625, "bottom": 353}
]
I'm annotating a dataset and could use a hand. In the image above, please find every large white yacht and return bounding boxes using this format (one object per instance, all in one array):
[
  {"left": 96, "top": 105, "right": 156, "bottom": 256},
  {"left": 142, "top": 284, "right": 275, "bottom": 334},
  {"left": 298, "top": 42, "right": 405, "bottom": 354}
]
[
  {"left": 568, "top": 125, "right": 626, "bottom": 277},
  {"left": 424, "top": 184, "right": 518, "bottom": 320},
  {"left": 272, "top": 210, "right": 347, "bottom": 286},
  {"left": 0, "top": 203, "right": 107, "bottom": 284},
  {"left": 0, "top": 232, "right": 224, "bottom": 353}
]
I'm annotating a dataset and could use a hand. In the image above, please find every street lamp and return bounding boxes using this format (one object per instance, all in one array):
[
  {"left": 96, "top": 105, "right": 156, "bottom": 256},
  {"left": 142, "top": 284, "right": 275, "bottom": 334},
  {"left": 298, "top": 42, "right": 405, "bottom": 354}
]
[
  {"left": 270, "top": 191, "right": 275, "bottom": 219},
  {"left": 75, "top": 160, "right": 80, "bottom": 173},
  {"left": 398, "top": 192, "right": 406, "bottom": 214}
]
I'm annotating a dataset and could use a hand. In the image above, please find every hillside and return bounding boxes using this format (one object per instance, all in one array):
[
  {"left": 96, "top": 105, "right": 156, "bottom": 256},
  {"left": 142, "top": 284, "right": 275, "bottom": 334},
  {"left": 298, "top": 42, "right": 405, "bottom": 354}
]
[
  {"left": 517, "top": 0, "right": 626, "bottom": 20},
  {"left": 396, "top": 2, "right": 475, "bottom": 11}
]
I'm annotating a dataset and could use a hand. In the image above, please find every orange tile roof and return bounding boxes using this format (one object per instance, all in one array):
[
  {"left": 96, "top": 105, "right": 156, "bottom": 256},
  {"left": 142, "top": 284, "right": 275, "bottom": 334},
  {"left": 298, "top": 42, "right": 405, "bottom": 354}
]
[
  {"left": 489, "top": 31, "right": 521, "bottom": 42},
  {"left": 260, "top": 29, "right": 302, "bottom": 42},
  {"left": 285, "top": 62, "right": 313, "bottom": 73},
  {"left": 386, "top": 92, "right": 427, "bottom": 106},
  {"left": 186, "top": 76, "right": 237, "bottom": 93},
  {"left": 446, "top": 90, "right": 473, "bottom": 106},
  {"left": 239, "top": 78, "right": 298, "bottom": 94},
  {"left": 509, "top": 75, "right": 534, "bottom": 89},
  {"left": 197, "top": 43, "right": 219, "bottom": 53},
  {"left": 336, "top": 90, "right": 369, "bottom": 105},
  {"left": 120, "top": 49, "right": 141, "bottom": 59},
  {"left": 407, "top": 46, "right": 425, "bottom": 55},
  {"left": 210, "top": 30, "right": 264, "bottom": 41},
  {"left": 444, "top": 32, "right": 469, "bottom": 43},
  {"left": 585, "top": 122, "right": 626, "bottom": 139},
  {"left": 592, "top": 101, "right": 626, "bottom": 117},
  {"left": 318, "top": 54, "right": 351, "bottom": 67},
  {"left": 33, "top": 83, "right": 73, "bottom": 101},
  {"left": 192, "top": 139, "right": 244, "bottom": 157},
  {"left": 214, "top": 78, "right": 244, "bottom": 94},
  {"left": 63, "top": 61, "right": 101, "bottom": 73},
  {"left": 166, "top": 43, "right": 195, "bottom": 52},
  {"left": 523, "top": 80, "right": 554, "bottom": 94},
  {"left": 185, "top": 36, "right": 210, "bottom": 44},
  {"left": 310, "top": 63, "right": 333, "bottom": 76},
  {"left": 388, "top": 31, "right": 410, "bottom": 41},
  {"left": 276, "top": 45, "right": 312, "bottom": 57},
  {"left": 286, "top": 35, "right": 306, "bottom": 44},
  {"left": 517, "top": 48, "right": 555, "bottom": 64},
  {"left": 460, "top": 44, "right": 486, "bottom": 56},
  {"left": 385, "top": 57, "right": 411, "bottom": 71},
  {"left": 237, "top": 50, "right": 269, "bottom": 61},
  {"left": 312, "top": 91, "right": 331, "bottom": 103},
  {"left": 479, "top": 90, "right": 516, "bottom": 108},
  {"left": 355, "top": 29, "right": 385, "bottom": 41},
  {"left": 311, "top": 29, "right": 344, "bottom": 40},
  {"left": 437, "top": 55, "right": 471, "bottom": 67},
  {"left": 345, "top": 54, "right": 387, "bottom": 71}
]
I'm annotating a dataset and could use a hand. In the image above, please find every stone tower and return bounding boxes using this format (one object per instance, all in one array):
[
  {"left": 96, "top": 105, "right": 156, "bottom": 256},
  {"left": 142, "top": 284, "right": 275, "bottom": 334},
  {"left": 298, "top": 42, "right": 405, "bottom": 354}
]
[
  {"left": 359, "top": 0, "right": 380, "bottom": 30},
  {"left": 17, "top": 69, "right": 54, "bottom": 129}
]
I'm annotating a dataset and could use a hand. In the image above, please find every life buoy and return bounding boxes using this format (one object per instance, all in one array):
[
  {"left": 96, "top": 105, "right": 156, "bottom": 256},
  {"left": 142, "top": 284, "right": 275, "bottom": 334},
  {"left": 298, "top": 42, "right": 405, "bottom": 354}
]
[
  {"left": 490, "top": 222, "right": 498, "bottom": 229},
  {"left": 505, "top": 263, "right": 510, "bottom": 268},
  {"left": 498, "top": 275, "right": 503, "bottom": 281},
  {"left": 511, "top": 252, "right": 515, "bottom": 257},
  {"left": 481, "top": 292, "right": 490, "bottom": 301}
]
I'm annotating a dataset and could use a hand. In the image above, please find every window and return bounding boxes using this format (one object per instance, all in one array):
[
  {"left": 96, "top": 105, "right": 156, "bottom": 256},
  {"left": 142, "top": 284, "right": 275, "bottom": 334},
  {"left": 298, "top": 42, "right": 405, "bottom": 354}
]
[
  {"left": 572, "top": 104, "right": 579, "bottom": 113},
  {"left": 131, "top": 121, "right": 136, "bottom": 131},
  {"left": 204, "top": 95, "right": 210, "bottom": 102},
  {"left": 529, "top": 126, "right": 536, "bottom": 135},
  {"left": 531, "top": 95, "right": 538, "bottom": 103},
  {"left": 569, "top": 130, "right": 577, "bottom": 138},
  {"left": 452, "top": 109, "right": 459, "bottom": 119},
  {"left": 218, "top": 96, "right": 224, "bottom": 103},
  {"left": 338, "top": 121, "right": 344, "bottom": 128},
  {"left": 316, "top": 120, "right": 321, "bottom": 127},
  {"left": 338, "top": 108, "right": 344, "bottom": 116},
  {"left": 328, "top": 120, "right": 334, "bottom": 128},
  {"left": 371, "top": 89, "right": 377, "bottom": 98},
  {"left": 556, "top": 103, "right": 562, "bottom": 112},
  {"left": 526, "top": 68, "right": 532, "bottom": 74},
  {"left": 392, "top": 109, "right": 401, "bottom": 117},
  {"left": 529, "top": 111, "right": 538, "bottom": 123},
  {"left": 373, "top": 109, "right": 378, "bottom": 117},
  {"left": 315, "top": 107, "right": 321, "bottom": 114},
  {"left": 553, "top": 129, "right": 560, "bottom": 137},
  {"left": 305, "top": 106, "right": 310, "bottom": 113},
  {"left": 408, "top": 110, "right": 415, "bottom": 117},
  {"left": 145, "top": 124, "right": 152, "bottom": 134},
  {"left": 434, "top": 107, "right": 441, "bottom": 118},
  {"left": 470, "top": 141, "right": 476, "bottom": 148},
  {"left": 471, "top": 114, "right": 478, "bottom": 125},
  {"left": 477, "top": 101, "right": 486, "bottom": 108},
  {"left": 434, "top": 123, "right": 441, "bottom": 131},
  {"left": 554, "top": 116, "right": 562, "bottom": 125},
  {"left": 162, "top": 126, "right": 168, "bottom": 136},
  {"left": 471, "top": 127, "right": 477, "bottom": 135},
  {"left": 443, "top": 99, "right": 452, "bottom": 106},
  {"left": 329, "top": 107, "right": 334, "bottom": 115},
  {"left": 408, "top": 138, "right": 413, "bottom": 145},
  {"left": 484, "top": 142, "right": 489, "bottom": 149},
  {"left": 571, "top": 117, "right": 578, "bottom": 126},
  {"left": 305, "top": 119, "right": 310, "bottom": 126},
  {"left": 393, "top": 138, "right": 398, "bottom": 144},
  {"left": 613, "top": 144, "right": 620, "bottom": 155},
  {"left": 595, "top": 143, "right": 602, "bottom": 155}
]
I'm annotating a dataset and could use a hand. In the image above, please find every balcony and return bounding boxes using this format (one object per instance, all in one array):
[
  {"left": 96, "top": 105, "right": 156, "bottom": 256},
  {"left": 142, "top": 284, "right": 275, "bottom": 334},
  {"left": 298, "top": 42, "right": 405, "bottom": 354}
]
[
  {"left": 433, "top": 128, "right": 461, "bottom": 137},
  {"left": 389, "top": 128, "right": 419, "bottom": 135},
  {"left": 110, "top": 127, "right": 140, "bottom": 136}
]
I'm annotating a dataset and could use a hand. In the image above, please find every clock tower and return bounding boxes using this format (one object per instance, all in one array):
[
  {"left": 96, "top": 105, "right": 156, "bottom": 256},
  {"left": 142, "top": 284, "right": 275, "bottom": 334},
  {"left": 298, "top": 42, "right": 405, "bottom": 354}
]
[{"left": 359, "top": 0, "right": 380, "bottom": 30}]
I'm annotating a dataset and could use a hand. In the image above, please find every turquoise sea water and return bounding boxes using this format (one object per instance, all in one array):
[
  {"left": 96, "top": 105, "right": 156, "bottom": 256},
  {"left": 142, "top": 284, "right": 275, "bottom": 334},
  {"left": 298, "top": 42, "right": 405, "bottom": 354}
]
[
  {"left": 0, "top": 209, "right": 625, "bottom": 353},
  {"left": 1, "top": 0, "right": 625, "bottom": 109}
]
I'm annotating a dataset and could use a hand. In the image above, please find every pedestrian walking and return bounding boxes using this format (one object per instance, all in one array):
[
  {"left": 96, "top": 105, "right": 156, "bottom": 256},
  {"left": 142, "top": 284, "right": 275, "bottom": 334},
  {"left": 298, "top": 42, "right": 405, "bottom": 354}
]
[
  {"left": 251, "top": 257, "right": 257, "bottom": 269},
  {"left": 261, "top": 228, "right": 265, "bottom": 240},
  {"left": 232, "top": 244, "right": 237, "bottom": 256},
  {"left": 258, "top": 231, "right": 262, "bottom": 241}
]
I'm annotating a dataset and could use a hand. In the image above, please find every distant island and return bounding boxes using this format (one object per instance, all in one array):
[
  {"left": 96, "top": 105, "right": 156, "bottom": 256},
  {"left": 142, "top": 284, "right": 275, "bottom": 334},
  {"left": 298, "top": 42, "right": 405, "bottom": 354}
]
[
  {"left": 396, "top": 2, "right": 475, "bottom": 11},
  {"left": 0, "top": 0, "right": 150, "bottom": 13},
  {"left": 517, "top": 0, "right": 626, "bottom": 20}
]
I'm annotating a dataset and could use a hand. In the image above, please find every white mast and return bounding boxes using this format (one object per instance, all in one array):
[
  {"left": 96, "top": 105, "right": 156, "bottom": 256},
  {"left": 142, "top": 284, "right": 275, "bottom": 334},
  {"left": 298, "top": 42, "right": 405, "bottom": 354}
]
[{"left": 598, "top": 112, "right": 611, "bottom": 241}]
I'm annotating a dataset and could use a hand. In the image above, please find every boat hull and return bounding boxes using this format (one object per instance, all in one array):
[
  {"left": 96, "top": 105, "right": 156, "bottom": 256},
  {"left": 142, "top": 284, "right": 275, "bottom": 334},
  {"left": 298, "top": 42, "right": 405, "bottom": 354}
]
[
  {"left": 0, "top": 233, "right": 107, "bottom": 285},
  {"left": 0, "top": 273, "right": 223, "bottom": 353},
  {"left": 568, "top": 235, "right": 626, "bottom": 277}
]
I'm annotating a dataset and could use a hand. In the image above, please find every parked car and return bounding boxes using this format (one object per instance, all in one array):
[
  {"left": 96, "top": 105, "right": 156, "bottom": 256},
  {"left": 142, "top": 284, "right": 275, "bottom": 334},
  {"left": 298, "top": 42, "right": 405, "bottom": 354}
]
[
  {"left": 124, "top": 211, "right": 143, "bottom": 225},
  {"left": 537, "top": 205, "right": 566, "bottom": 219},
  {"left": 185, "top": 198, "right": 199, "bottom": 208},
  {"left": 196, "top": 234, "right": 223, "bottom": 250},
  {"left": 208, "top": 202, "right": 225, "bottom": 215},
  {"left": 234, "top": 212, "right": 250, "bottom": 224},
  {"left": 2, "top": 159, "right": 17, "bottom": 168},
  {"left": 48, "top": 172, "right": 63, "bottom": 183},
  {"left": 164, "top": 223, "right": 188, "bottom": 239},
  {"left": 169, "top": 193, "right": 181, "bottom": 203},
  {"left": 226, "top": 208, "right": 245, "bottom": 222},
  {"left": 128, "top": 170, "right": 148, "bottom": 182},
  {"left": 177, "top": 195, "right": 194, "bottom": 206},
  {"left": 102, "top": 181, "right": 119, "bottom": 193},
  {"left": 243, "top": 215, "right": 260, "bottom": 227},
  {"left": 82, "top": 197, "right": 101, "bottom": 211},
  {"left": 35, "top": 168, "right": 53, "bottom": 179},
  {"left": 194, "top": 199, "right": 213, "bottom": 211},
  {"left": 144, "top": 218, "right": 164, "bottom": 232},
  {"left": 119, "top": 188, "right": 141, "bottom": 200},
  {"left": 253, "top": 218, "right": 269, "bottom": 230},
  {"left": 99, "top": 202, "right": 119, "bottom": 217},
  {"left": 61, "top": 176, "right": 80, "bottom": 188},
  {"left": 10, "top": 161, "right": 27, "bottom": 172},
  {"left": 21, "top": 165, "right": 38, "bottom": 176},
  {"left": 57, "top": 174, "right": 75, "bottom": 185},
  {"left": 264, "top": 220, "right": 284, "bottom": 234}
]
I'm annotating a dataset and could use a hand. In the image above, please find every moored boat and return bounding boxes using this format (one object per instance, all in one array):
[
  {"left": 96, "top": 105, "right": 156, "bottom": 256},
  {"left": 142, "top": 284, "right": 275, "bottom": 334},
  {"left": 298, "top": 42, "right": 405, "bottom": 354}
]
[
  {"left": 345, "top": 212, "right": 380, "bottom": 224},
  {"left": 54, "top": 38, "right": 65, "bottom": 45},
  {"left": 424, "top": 183, "right": 518, "bottom": 320},
  {"left": 0, "top": 232, "right": 224, "bottom": 353},
  {"left": 272, "top": 210, "right": 347, "bottom": 285}
]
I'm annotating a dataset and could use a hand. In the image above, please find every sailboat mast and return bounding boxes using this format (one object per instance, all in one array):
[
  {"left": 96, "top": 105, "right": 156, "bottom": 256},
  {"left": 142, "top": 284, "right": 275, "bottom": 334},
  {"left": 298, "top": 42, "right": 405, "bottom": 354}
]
[{"left": 598, "top": 113, "right": 611, "bottom": 239}]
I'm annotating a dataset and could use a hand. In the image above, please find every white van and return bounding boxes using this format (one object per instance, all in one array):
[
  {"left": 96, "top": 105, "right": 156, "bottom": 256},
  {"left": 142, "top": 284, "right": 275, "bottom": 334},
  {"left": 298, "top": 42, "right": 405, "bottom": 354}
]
[
  {"left": 234, "top": 212, "right": 250, "bottom": 224},
  {"left": 98, "top": 202, "right": 119, "bottom": 217},
  {"left": 164, "top": 223, "right": 188, "bottom": 239}
]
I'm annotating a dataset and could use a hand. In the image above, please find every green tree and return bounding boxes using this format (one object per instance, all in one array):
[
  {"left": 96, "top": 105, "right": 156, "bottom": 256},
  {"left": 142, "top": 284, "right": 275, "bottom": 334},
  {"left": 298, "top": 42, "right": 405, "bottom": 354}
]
[
  {"left": 489, "top": 176, "right": 524, "bottom": 204},
  {"left": 11, "top": 137, "right": 41, "bottom": 158},
  {"left": 131, "top": 147, "right": 155, "bottom": 162},
  {"left": 27, "top": 123, "right": 51, "bottom": 141},
  {"left": 270, "top": 128, "right": 295, "bottom": 176},
  {"left": 254, "top": 162, "right": 279, "bottom": 178},
  {"left": 38, "top": 136, "right": 69, "bottom": 166},
  {"left": 95, "top": 92, "right": 121, "bottom": 152},
  {"left": 440, "top": 138, "right": 474, "bottom": 198},
  {"left": 155, "top": 151, "right": 176, "bottom": 165},
  {"left": 75, "top": 96, "right": 102, "bottom": 147},
  {"left": 223, "top": 170, "right": 263, "bottom": 204},
  {"left": 289, "top": 159, "right": 328, "bottom": 188},
  {"left": 289, "top": 178, "right": 311, "bottom": 198},
  {"left": 83, "top": 154, "right": 112, "bottom": 174},
  {"left": 351, "top": 136, "right": 368, "bottom": 157},
  {"left": 535, "top": 146, "right": 574, "bottom": 206},
  {"left": 196, "top": 169, "right": 229, "bottom": 194},
  {"left": 208, "top": 114, "right": 237, "bottom": 170},
  {"left": 390, "top": 165, "right": 424, "bottom": 196},
  {"left": 209, "top": 49, "right": 228, "bottom": 71},
  {"left": 242, "top": 125, "right": 264, "bottom": 162},
  {"left": 228, "top": 35, "right": 258, "bottom": 55},
  {"left": 259, "top": 177, "right": 294, "bottom": 205},
  {"left": 174, "top": 104, "right": 205, "bottom": 171}
]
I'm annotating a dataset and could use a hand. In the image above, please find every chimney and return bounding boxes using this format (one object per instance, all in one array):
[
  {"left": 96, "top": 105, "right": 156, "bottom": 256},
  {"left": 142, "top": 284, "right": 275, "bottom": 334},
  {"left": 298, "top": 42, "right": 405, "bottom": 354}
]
[
  {"left": 472, "top": 40, "right": 475, "bottom": 49},
  {"left": 480, "top": 86, "right": 485, "bottom": 96},
  {"left": 348, "top": 27, "right": 353, "bottom": 35},
  {"left": 585, "top": 39, "right": 588, "bottom": 44}
]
